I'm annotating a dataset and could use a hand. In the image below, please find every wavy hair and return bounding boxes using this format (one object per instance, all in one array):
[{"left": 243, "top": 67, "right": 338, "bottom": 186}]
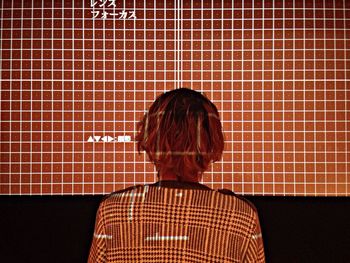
[{"left": 135, "top": 88, "right": 225, "bottom": 182}]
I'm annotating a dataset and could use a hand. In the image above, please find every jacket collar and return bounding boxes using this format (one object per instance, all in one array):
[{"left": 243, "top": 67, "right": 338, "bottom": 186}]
[{"left": 150, "top": 180, "right": 212, "bottom": 190}]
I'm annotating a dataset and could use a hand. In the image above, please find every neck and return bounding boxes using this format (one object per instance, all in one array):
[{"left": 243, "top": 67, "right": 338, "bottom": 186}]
[{"left": 157, "top": 170, "right": 200, "bottom": 183}]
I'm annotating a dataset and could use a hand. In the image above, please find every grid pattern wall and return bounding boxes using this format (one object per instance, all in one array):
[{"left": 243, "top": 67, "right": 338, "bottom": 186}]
[{"left": 0, "top": 0, "right": 349, "bottom": 196}]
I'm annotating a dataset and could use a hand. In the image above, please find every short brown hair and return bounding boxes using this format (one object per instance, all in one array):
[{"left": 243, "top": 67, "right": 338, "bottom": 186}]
[{"left": 135, "top": 88, "right": 225, "bottom": 182}]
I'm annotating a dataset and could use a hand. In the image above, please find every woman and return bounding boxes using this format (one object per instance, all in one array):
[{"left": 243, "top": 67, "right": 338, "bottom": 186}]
[{"left": 88, "top": 88, "right": 265, "bottom": 262}]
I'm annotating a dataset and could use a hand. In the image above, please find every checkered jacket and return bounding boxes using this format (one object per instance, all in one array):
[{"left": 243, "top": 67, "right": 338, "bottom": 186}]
[{"left": 88, "top": 181, "right": 265, "bottom": 262}]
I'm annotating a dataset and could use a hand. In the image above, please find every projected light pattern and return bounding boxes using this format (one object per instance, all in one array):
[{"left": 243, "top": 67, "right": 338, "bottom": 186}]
[{"left": 0, "top": 0, "right": 349, "bottom": 195}]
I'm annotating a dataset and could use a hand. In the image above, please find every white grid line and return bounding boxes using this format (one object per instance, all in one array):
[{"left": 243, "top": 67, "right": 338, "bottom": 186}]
[
  {"left": 282, "top": 0, "right": 286, "bottom": 196},
  {"left": 50, "top": 0, "right": 54, "bottom": 195},
  {"left": 8, "top": 0, "right": 13, "bottom": 195},
  {"left": 211, "top": 0, "right": 214, "bottom": 189},
  {"left": 323, "top": 0, "right": 327, "bottom": 196},
  {"left": 272, "top": 0, "right": 276, "bottom": 196},
  {"left": 83, "top": 0, "right": 86, "bottom": 194},
  {"left": 92, "top": 0, "right": 95, "bottom": 195},
  {"left": 122, "top": 0, "right": 126, "bottom": 190},
  {"left": 0, "top": 0, "right": 3, "bottom": 194},
  {"left": 230, "top": 1, "right": 234, "bottom": 191},
  {"left": 292, "top": 1, "right": 296, "bottom": 195},
  {"left": 221, "top": 0, "right": 224, "bottom": 190},
  {"left": 19, "top": 0, "right": 23, "bottom": 195},
  {"left": 2, "top": 7, "right": 350, "bottom": 10},
  {"left": 72, "top": 0, "right": 75, "bottom": 195},
  {"left": 102, "top": 0, "right": 105, "bottom": 194},
  {"left": 313, "top": 0, "right": 317, "bottom": 196},
  {"left": 40, "top": 0, "right": 43, "bottom": 195},
  {"left": 333, "top": 0, "right": 337, "bottom": 196},
  {"left": 261, "top": 0, "right": 264, "bottom": 195},
  {"left": 344, "top": 0, "right": 348, "bottom": 196}
]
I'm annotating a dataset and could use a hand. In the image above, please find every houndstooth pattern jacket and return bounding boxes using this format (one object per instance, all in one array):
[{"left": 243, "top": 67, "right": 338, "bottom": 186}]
[{"left": 88, "top": 180, "right": 265, "bottom": 262}]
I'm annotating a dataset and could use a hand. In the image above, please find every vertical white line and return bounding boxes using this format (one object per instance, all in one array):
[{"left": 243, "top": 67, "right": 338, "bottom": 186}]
[
  {"left": 272, "top": 0, "right": 276, "bottom": 196},
  {"left": 333, "top": 0, "right": 337, "bottom": 196},
  {"left": 179, "top": 0, "right": 181, "bottom": 88},
  {"left": 199, "top": 1, "right": 204, "bottom": 181},
  {"left": 51, "top": 0, "right": 54, "bottom": 195},
  {"left": 200, "top": 2, "right": 203, "bottom": 94},
  {"left": 92, "top": 0, "right": 95, "bottom": 195},
  {"left": 163, "top": 1, "right": 166, "bottom": 93},
  {"left": 175, "top": 0, "right": 177, "bottom": 89},
  {"left": 211, "top": 0, "right": 214, "bottom": 188},
  {"left": 102, "top": 0, "right": 105, "bottom": 194},
  {"left": 252, "top": 0, "right": 255, "bottom": 195},
  {"left": 155, "top": 2, "right": 159, "bottom": 164},
  {"left": 41, "top": 0, "right": 44, "bottom": 195},
  {"left": 180, "top": 0, "right": 183, "bottom": 87},
  {"left": 292, "top": 0, "right": 296, "bottom": 196},
  {"left": 30, "top": 0, "right": 33, "bottom": 195},
  {"left": 134, "top": 0, "right": 136, "bottom": 185},
  {"left": 343, "top": 0, "right": 348, "bottom": 196},
  {"left": 9, "top": 0, "right": 13, "bottom": 195},
  {"left": 241, "top": 1, "right": 245, "bottom": 194},
  {"left": 178, "top": 0, "right": 180, "bottom": 88},
  {"left": 200, "top": 1, "right": 204, "bottom": 181},
  {"left": 221, "top": 0, "right": 224, "bottom": 190},
  {"left": 282, "top": 2, "right": 286, "bottom": 196},
  {"left": 190, "top": 0, "right": 193, "bottom": 90},
  {"left": 174, "top": 0, "right": 177, "bottom": 88},
  {"left": 82, "top": 0, "right": 86, "bottom": 194},
  {"left": 323, "top": 0, "right": 327, "bottom": 196},
  {"left": 112, "top": 1, "right": 115, "bottom": 191},
  {"left": 0, "top": 1, "right": 3, "bottom": 192},
  {"left": 303, "top": 0, "right": 306, "bottom": 196},
  {"left": 282, "top": 0, "right": 286, "bottom": 196},
  {"left": 62, "top": 0, "right": 65, "bottom": 195},
  {"left": 231, "top": 2, "right": 234, "bottom": 191},
  {"left": 180, "top": 0, "right": 183, "bottom": 89},
  {"left": 123, "top": 0, "right": 126, "bottom": 189},
  {"left": 72, "top": 0, "right": 75, "bottom": 195},
  {"left": 144, "top": 1, "right": 147, "bottom": 181},
  {"left": 261, "top": 0, "right": 264, "bottom": 195},
  {"left": 313, "top": 0, "right": 316, "bottom": 196},
  {"left": 19, "top": 0, "right": 23, "bottom": 195}
]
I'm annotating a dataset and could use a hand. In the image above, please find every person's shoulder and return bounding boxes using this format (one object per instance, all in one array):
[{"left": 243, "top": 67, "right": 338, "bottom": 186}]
[
  {"left": 217, "top": 188, "right": 258, "bottom": 214},
  {"left": 100, "top": 184, "right": 144, "bottom": 204}
]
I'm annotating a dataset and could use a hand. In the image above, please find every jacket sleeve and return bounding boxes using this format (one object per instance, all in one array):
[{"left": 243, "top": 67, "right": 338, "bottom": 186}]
[
  {"left": 88, "top": 200, "right": 108, "bottom": 263},
  {"left": 243, "top": 210, "right": 265, "bottom": 262}
]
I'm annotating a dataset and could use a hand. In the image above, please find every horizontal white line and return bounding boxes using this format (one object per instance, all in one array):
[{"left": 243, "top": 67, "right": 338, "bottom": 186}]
[
  {"left": 114, "top": 192, "right": 145, "bottom": 197},
  {"left": 0, "top": 110, "right": 347, "bottom": 113},
  {"left": 145, "top": 233, "right": 189, "bottom": 241},
  {"left": 1, "top": 183, "right": 347, "bottom": 189},
  {"left": 0, "top": 151, "right": 348, "bottom": 154},
  {"left": 2, "top": 160, "right": 348, "bottom": 164},
  {"left": 3, "top": 69, "right": 346, "bottom": 72},
  {"left": 0, "top": 193, "right": 348, "bottom": 197},
  {"left": 1, "top": 58, "right": 348, "bottom": 61},
  {"left": 1, "top": 159, "right": 348, "bottom": 162},
  {"left": 1, "top": 192, "right": 346, "bottom": 196},
  {"left": 1, "top": 7, "right": 348, "bottom": 10},
  {"left": 1, "top": 79, "right": 348, "bottom": 82},
  {"left": 1, "top": 120, "right": 346, "bottom": 123},
  {"left": 1, "top": 57, "right": 349, "bottom": 61},
  {"left": 1, "top": 18, "right": 348, "bottom": 21},
  {"left": 2, "top": 43, "right": 348, "bottom": 47},
  {"left": 94, "top": 233, "right": 113, "bottom": 239}
]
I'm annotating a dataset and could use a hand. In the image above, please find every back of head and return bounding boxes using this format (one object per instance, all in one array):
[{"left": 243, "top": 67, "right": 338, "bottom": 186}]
[{"left": 135, "top": 87, "right": 225, "bottom": 182}]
